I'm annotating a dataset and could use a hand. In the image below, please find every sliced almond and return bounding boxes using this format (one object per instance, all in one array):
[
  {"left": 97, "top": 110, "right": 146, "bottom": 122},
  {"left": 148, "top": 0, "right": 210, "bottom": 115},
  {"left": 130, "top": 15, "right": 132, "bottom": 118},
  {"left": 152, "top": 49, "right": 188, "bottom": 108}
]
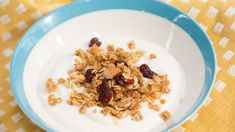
[{"left": 103, "top": 65, "right": 121, "bottom": 79}]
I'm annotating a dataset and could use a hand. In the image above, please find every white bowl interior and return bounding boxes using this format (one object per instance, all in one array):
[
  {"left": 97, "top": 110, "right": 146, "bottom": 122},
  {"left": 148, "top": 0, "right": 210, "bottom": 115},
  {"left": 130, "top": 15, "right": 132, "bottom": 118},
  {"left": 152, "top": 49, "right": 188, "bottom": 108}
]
[{"left": 23, "top": 10, "right": 204, "bottom": 132}]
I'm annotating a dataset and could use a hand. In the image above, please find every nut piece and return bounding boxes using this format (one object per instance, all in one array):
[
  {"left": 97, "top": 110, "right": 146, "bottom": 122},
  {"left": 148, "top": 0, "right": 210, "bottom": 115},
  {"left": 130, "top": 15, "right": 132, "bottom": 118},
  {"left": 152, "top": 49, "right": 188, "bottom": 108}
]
[
  {"left": 128, "top": 40, "right": 136, "bottom": 50},
  {"left": 149, "top": 53, "right": 156, "bottom": 59},
  {"left": 103, "top": 65, "right": 121, "bottom": 79},
  {"left": 160, "top": 111, "right": 171, "bottom": 121}
]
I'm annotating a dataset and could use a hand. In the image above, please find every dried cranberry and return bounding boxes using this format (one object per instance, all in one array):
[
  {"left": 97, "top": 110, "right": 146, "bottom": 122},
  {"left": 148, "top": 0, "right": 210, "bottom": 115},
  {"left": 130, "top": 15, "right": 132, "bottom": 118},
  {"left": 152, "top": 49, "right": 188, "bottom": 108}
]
[
  {"left": 85, "top": 69, "right": 95, "bottom": 83},
  {"left": 139, "top": 64, "right": 154, "bottom": 79},
  {"left": 99, "top": 83, "right": 113, "bottom": 103},
  {"left": 100, "top": 79, "right": 109, "bottom": 88},
  {"left": 89, "top": 37, "right": 101, "bottom": 47},
  {"left": 113, "top": 73, "right": 126, "bottom": 86},
  {"left": 126, "top": 79, "right": 134, "bottom": 85},
  {"left": 114, "top": 60, "right": 128, "bottom": 67}
]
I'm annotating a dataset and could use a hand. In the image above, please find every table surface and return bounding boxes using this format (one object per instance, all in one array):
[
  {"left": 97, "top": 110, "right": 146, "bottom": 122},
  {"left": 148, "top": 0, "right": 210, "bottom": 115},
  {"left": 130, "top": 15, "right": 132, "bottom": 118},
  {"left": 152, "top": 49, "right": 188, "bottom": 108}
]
[{"left": 0, "top": 0, "right": 234, "bottom": 132}]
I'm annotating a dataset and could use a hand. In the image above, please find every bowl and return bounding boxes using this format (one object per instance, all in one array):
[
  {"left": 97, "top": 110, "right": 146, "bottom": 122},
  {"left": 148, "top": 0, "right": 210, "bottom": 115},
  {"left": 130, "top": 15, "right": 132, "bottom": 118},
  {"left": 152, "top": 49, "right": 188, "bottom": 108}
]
[{"left": 10, "top": 0, "right": 216, "bottom": 132}]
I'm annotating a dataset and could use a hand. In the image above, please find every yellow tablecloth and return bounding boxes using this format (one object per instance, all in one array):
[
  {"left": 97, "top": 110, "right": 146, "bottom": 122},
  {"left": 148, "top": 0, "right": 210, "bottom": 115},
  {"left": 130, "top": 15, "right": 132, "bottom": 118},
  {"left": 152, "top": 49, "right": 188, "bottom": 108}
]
[{"left": 0, "top": 0, "right": 234, "bottom": 131}]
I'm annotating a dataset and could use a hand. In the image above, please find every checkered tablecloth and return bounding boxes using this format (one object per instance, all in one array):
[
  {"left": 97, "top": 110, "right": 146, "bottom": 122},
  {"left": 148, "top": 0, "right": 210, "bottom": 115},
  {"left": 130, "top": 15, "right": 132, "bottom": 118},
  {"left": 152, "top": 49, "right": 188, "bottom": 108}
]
[{"left": 0, "top": 0, "right": 234, "bottom": 131}]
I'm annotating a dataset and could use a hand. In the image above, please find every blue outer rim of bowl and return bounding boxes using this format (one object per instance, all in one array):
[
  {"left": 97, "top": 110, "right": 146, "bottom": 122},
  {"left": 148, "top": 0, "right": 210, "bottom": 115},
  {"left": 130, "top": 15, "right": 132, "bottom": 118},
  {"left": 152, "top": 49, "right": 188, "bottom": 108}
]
[{"left": 10, "top": 0, "right": 216, "bottom": 131}]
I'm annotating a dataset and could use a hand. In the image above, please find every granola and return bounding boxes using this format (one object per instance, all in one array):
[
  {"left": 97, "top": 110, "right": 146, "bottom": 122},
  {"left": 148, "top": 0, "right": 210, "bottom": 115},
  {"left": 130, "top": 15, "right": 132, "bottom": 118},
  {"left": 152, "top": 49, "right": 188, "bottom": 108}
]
[
  {"left": 149, "top": 53, "right": 157, "bottom": 59},
  {"left": 128, "top": 40, "right": 136, "bottom": 50},
  {"left": 45, "top": 38, "right": 171, "bottom": 121},
  {"left": 160, "top": 99, "right": 167, "bottom": 104},
  {"left": 48, "top": 94, "right": 62, "bottom": 106},
  {"left": 160, "top": 111, "right": 171, "bottom": 121}
]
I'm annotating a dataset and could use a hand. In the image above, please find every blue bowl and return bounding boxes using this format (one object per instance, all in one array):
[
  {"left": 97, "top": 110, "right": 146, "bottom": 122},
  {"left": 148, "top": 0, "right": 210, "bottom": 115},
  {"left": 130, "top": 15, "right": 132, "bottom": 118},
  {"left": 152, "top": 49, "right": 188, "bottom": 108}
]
[{"left": 10, "top": 0, "right": 216, "bottom": 131}]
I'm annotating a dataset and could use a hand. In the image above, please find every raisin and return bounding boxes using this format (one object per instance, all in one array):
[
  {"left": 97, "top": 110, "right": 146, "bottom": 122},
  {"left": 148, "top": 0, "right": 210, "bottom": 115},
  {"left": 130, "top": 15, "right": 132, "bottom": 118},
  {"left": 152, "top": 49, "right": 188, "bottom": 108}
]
[
  {"left": 114, "top": 60, "right": 128, "bottom": 67},
  {"left": 139, "top": 64, "right": 154, "bottom": 79},
  {"left": 85, "top": 69, "right": 95, "bottom": 83},
  {"left": 113, "top": 73, "right": 126, "bottom": 86},
  {"left": 126, "top": 79, "right": 134, "bottom": 85},
  {"left": 89, "top": 37, "right": 101, "bottom": 47},
  {"left": 99, "top": 81, "right": 113, "bottom": 103}
]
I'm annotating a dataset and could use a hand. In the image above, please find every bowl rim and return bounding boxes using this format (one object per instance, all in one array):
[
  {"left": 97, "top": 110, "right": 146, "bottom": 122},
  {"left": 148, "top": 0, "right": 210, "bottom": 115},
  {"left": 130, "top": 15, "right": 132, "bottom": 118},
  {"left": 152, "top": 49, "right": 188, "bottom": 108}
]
[{"left": 10, "top": 0, "right": 216, "bottom": 131}]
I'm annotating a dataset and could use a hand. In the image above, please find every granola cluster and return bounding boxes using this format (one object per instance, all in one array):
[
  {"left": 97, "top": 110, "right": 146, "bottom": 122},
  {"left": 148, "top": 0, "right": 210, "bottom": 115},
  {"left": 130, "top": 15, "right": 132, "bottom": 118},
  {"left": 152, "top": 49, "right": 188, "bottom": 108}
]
[{"left": 46, "top": 37, "right": 171, "bottom": 121}]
